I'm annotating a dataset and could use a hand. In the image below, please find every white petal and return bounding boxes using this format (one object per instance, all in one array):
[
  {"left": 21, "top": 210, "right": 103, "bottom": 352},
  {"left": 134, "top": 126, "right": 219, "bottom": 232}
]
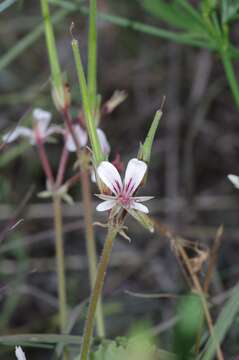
[
  {"left": 95, "top": 194, "right": 115, "bottom": 200},
  {"left": 91, "top": 169, "right": 96, "bottom": 183},
  {"left": 124, "top": 158, "right": 147, "bottom": 196},
  {"left": 97, "top": 128, "right": 111, "bottom": 155},
  {"left": 96, "top": 200, "right": 116, "bottom": 211},
  {"left": 74, "top": 125, "right": 88, "bottom": 147},
  {"left": 134, "top": 196, "right": 154, "bottom": 202},
  {"left": 131, "top": 202, "right": 149, "bottom": 213},
  {"left": 65, "top": 125, "right": 87, "bottom": 152},
  {"left": 33, "top": 108, "right": 52, "bottom": 136},
  {"left": 228, "top": 174, "right": 239, "bottom": 189},
  {"left": 15, "top": 346, "right": 27, "bottom": 360},
  {"left": 65, "top": 133, "right": 76, "bottom": 152},
  {"left": 3, "top": 127, "right": 33, "bottom": 143},
  {"left": 46, "top": 125, "right": 64, "bottom": 137},
  {"left": 97, "top": 161, "right": 123, "bottom": 195}
]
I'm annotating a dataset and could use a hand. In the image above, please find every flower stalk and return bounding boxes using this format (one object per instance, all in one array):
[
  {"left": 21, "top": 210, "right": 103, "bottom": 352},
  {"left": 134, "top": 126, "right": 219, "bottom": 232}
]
[
  {"left": 52, "top": 193, "right": 68, "bottom": 360},
  {"left": 52, "top": 194, "right": 68, "bottom": 333},
  {"left": 80, "top": 225, "right": 118, "bottom": 360},
  {"left": 80, "top": 150, "right": 105, "bottom": 337}
]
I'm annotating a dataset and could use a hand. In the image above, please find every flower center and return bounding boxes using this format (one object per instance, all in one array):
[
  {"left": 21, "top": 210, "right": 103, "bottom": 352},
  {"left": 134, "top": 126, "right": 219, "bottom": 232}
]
[{"left": 117, "top": 192, "right": 131, "bottom": 207}]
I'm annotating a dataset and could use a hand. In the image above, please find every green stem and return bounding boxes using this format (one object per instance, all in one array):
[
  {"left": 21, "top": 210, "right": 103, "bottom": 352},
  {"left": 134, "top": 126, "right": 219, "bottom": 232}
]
[
  {"left": 40, "top": 0, "right": 63, "bottom": 91},
  {"left": 88, "top": 0, "right": 97, "bottom": 110},
  {"left": 221, "top": 51, "right": 239, "bottom": 109},
  {"left": 80, "top": 226, "right": 118, "bottom": 360},
  {"left": 81, "top": 153, "right": 105, "bottom": 338},
  {"left": 52, "top": 194, "right": 68, "bottom": 333},
  {"left": 71, "top": 38, "right": 104, "bottom": 166}
]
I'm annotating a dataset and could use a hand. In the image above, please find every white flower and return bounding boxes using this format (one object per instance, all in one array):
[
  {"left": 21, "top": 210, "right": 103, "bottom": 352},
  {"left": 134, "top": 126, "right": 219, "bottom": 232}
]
[
  {"left": 3, "top": 108, "right": 61, "bottom": 145},
  {"left": 15, "top": 346, "right": 27, "bottom": 360},
  {"left": 65, "top": 125, "right": 110, "bottom": 155},
  {"left": 228, "top": 174, "right": 239, "bottom": 189},
  {"left": 96, "top": 158, "right": 153, "bottom": 214}
]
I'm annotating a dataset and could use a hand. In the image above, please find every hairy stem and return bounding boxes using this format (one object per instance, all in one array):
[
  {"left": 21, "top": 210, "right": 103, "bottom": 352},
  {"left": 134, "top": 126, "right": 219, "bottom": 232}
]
[{"left": 80, "top": 226, "right": 117, "bottom": 360}]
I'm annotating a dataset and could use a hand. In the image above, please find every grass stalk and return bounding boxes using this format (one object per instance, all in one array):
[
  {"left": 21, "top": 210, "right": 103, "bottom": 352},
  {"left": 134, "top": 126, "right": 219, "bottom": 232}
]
[
  {"left": 71, "top": 38, "right": 104, "bottom": 166},
  {"left": 88, "top": 0, "right": 97, "bottom": 110},
  {"left": 80, "top": 226, "right": 118, "bottom": 360},
  {"left": 40, "top": 0, "right": 63, "bottom": 92},
  {"left": 52, "top": 194, "right": 68, "bottom": 359},
  {"left": 80, "top": 151, "right": 105, "bottom": 337}
]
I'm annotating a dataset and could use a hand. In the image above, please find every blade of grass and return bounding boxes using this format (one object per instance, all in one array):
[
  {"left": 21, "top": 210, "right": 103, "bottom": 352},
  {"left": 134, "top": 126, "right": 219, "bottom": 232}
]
[
  {"left": 199, "top": 283, "right": 239, "bottom": 360},
  {"left": 71, "top": 37, "right": 104, "bottom": 165},
  {"left": 0, "top": 9, "right": 69, "bottom": 72},
  {"left": 142, "top": 0, "right": 204, "bottom": 31},
  {"left": 0, "top": 334, "right": 82, "bottom": 348},
  {"left": 88, "top": 0, "right": 97, "bottom": 110},
  {"left": 48, "top": 0, "right": 239, "bottom": 58},
  {"left": 0, "top": 0, "right": 17, "bottom": 12},
  {"left": 40, "top": 0, "right": 63, "bottom": 93},
  {"left": 49, "top": 0, "right": 216, "bottom": 50}
]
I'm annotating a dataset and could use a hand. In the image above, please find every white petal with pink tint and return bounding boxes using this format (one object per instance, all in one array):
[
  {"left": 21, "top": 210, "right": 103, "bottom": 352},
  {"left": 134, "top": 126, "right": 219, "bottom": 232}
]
[
  {"left": 131, "top": 202, "right": 149, "bottom": 213},
  {"left": 74, "top": 125, "right": 87, "bottom": 147},
  {"left": 33, "top": 108, "right": 52, "bottom": 136},
  {"left": 96, "top": 199, "right": 116, "bottom": 211},
  {"left": 15, "top": 346, "right": 27, "bottom": 360},
  {"left": 97, "top": 128, "right": 111, "bottom": 155},
  {"left": 124, "top": 158, "right": 147, "bottom": 195},
  {"left": 66, "top": 125, "right": 87, "bottom": 152},
  {"left": 97, "top": 161, "right": 123, "bottom": 195},
  {"left": 3, "top": 127, "right": 33, "bottom": 143}
]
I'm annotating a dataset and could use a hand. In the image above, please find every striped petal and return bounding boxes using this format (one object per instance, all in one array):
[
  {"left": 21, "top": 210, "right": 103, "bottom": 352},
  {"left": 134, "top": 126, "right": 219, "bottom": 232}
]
[
  {"left": 97, "top": 161, "right": 123, "bottom": 195},
  {"left": 124, "top": 158, "right": 147, "bottom": 196}
]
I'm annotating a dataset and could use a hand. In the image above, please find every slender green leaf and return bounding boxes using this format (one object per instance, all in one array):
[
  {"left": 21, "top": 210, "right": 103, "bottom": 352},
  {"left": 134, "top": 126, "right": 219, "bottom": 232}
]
[
  {"left": 0, "top": 9, "right": 69, "bottom": 72},
  {"left": 48, "top": 0, "right": 239, "bottom": 58},
  {"left": 0, "top": 333, "right": 82, "bottom": 348},
  {"left": 141, "top": 0, "right": 205, "bottom": 32},
  {"left": 88, "top": 0, "right": 97, "bottom": 110},
  {"left": 40, "top": 0, "right": 63, "bottom": 93},
  {"left": 138, "top": 110, "right": 162, "bottom": 164},
  {"left": 200, "top": 283, "right": 239, "bottom": 360},
  {"left": 0, "top": 0, "right": 17, "bottom": 12},
  {"left": 71, "top": 39, "right": 104, "bottom": 165}
]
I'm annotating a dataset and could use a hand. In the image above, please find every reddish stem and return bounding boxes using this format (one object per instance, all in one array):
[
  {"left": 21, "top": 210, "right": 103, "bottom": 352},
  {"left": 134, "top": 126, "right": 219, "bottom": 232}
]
[
  {"left": 65, "top": 172, "right": 81, "bottom": 189},
  {"left": 35, "top": 133, "right": 55, "bottom": 186},
  {"left": 56, "top": 144, "right": 69, "bottom": 187}
]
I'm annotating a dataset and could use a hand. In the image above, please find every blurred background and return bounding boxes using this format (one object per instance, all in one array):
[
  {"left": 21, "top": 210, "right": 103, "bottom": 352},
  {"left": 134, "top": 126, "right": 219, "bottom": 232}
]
[{"left": 1, "top": 0, "right": 239, "bottom": 358}]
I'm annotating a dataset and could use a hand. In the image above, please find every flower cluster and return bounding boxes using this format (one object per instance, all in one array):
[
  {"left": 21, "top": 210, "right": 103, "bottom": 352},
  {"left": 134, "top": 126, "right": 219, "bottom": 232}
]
[{"left": 3, "top": 108, "right": 110, "bottom": 156}]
